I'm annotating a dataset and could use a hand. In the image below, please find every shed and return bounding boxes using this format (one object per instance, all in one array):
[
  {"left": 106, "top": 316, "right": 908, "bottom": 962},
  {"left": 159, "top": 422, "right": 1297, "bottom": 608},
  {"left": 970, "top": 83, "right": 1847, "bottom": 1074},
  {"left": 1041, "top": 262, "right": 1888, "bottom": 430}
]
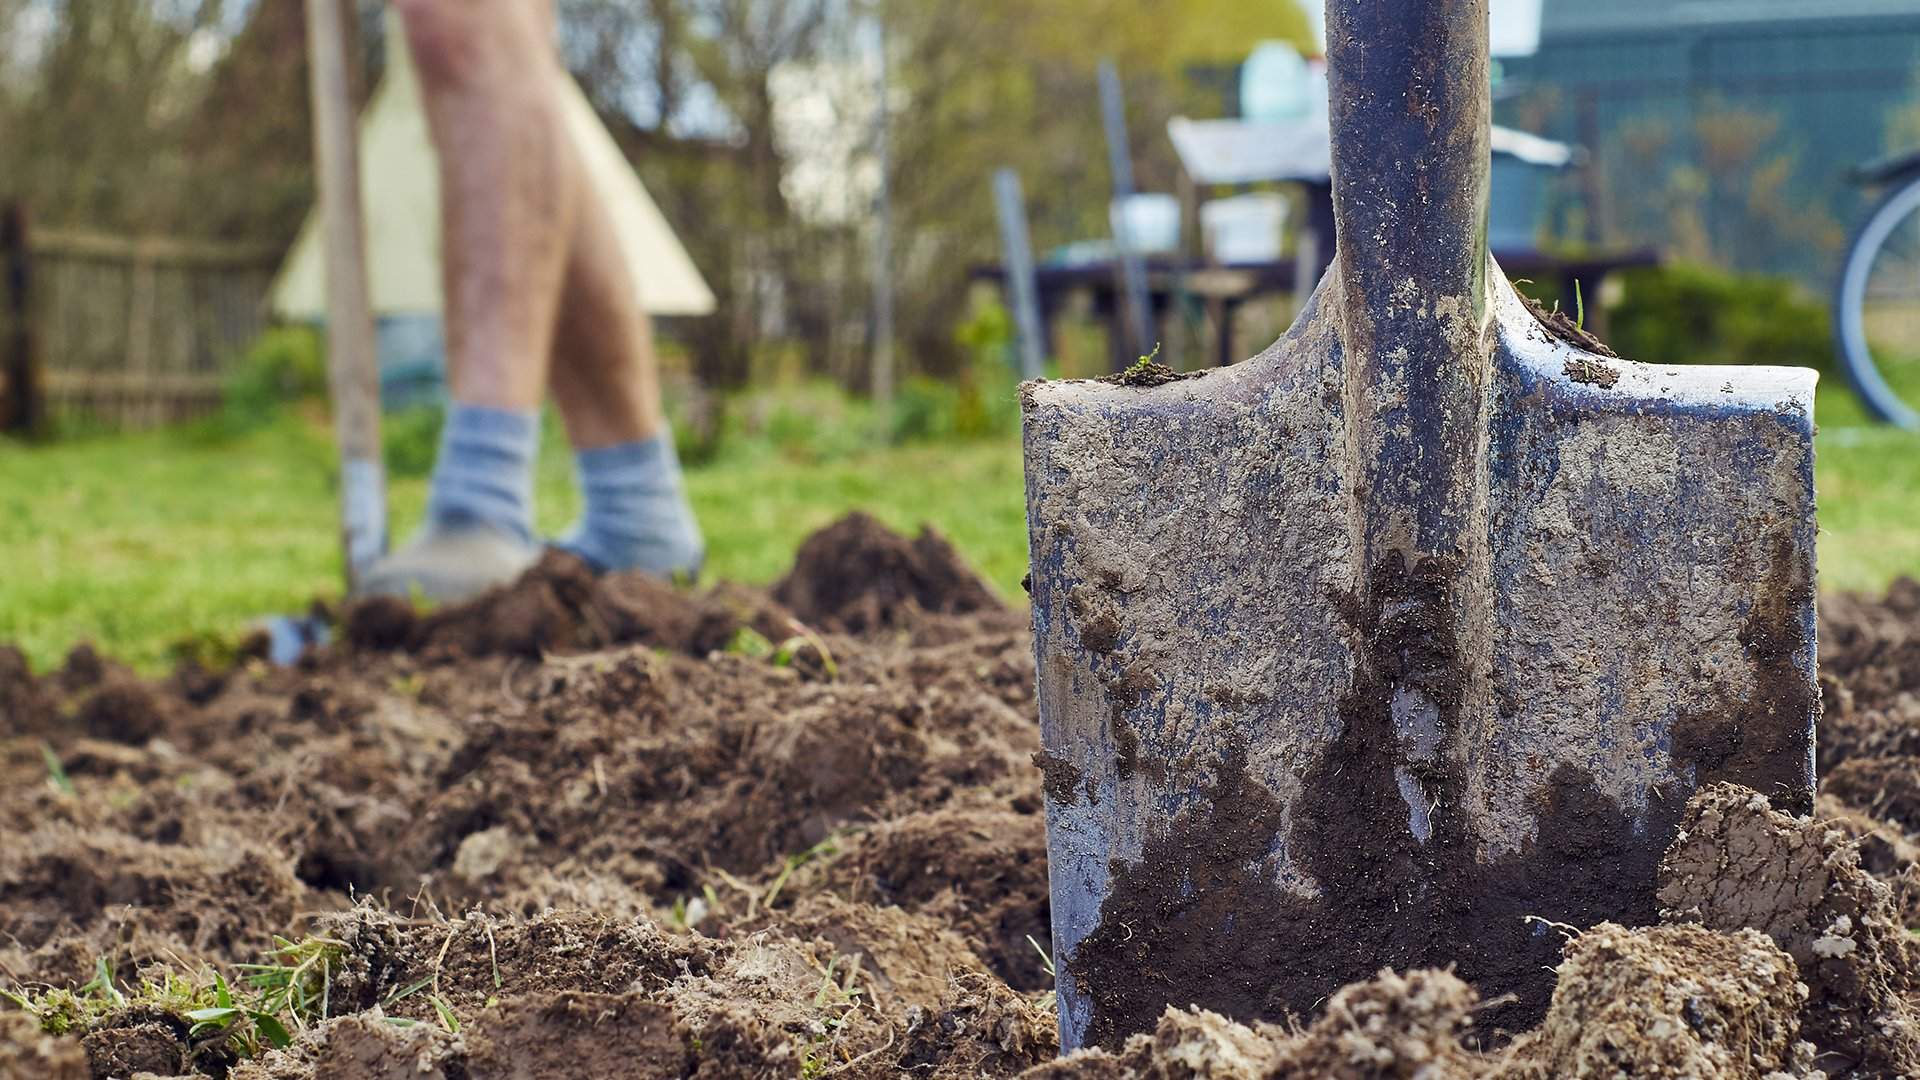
[
  {"left": 1497, "top": 0, "right": 1920, "bottom": 281},
  {"left": 271, "top": 15, "right": 715, "bottom": 329}
]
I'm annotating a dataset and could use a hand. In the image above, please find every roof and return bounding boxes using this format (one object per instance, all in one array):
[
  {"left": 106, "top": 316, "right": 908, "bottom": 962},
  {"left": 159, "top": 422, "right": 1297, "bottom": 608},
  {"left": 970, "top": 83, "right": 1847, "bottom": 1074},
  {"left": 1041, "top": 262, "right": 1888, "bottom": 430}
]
[
  {"left": 272, "top": 14, "right": 715, "bottom": 322},
  {"left": 1169, "top": 119, "right": 1572, "bottom": 187},
  {"left": 1169, "top": 61, "right": 1574, "bottom": 187},
  {"left": 1541, "top": 0, "right": 1920, "bottom": 38}
]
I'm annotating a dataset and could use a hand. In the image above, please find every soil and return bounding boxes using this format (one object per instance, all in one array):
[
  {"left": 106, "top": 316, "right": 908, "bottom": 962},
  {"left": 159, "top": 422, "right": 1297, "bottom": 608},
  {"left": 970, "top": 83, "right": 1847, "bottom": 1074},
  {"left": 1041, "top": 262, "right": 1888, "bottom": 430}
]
[
  {"left": 5, "top": 514, "right": 1920, "bottom": 1079},
  {"left": 1518, "top": 289, "right": 1620, "bottom": 361}
]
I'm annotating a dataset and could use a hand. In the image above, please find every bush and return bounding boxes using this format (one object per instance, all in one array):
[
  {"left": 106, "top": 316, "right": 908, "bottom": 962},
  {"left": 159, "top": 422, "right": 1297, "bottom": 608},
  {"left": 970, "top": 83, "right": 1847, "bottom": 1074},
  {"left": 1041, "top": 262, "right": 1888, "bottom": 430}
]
[
  {"left": 381, "top": 404, "right": 444, "bottom": 479},
  {"left": 723, "top": 380, "right": 882, "bottom": 463},
  {"left": 887, "top": 377, "right": 963, "bottom": 443},
  {"left": 1604, "top": 264, "right": 1834, "bottom": 374},
  {"left": 216, "top": 325, "right": 326, "bottom": 435},
  {"left": 885, "top": 299, "right": 1023, "bottom": 445}
]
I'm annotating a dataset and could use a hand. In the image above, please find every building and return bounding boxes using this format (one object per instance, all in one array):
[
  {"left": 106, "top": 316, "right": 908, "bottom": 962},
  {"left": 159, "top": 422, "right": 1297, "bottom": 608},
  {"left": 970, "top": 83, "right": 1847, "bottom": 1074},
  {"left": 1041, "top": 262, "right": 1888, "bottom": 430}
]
[{"left": 1497, "top": 0, "right": 1920, "bottom": 283}]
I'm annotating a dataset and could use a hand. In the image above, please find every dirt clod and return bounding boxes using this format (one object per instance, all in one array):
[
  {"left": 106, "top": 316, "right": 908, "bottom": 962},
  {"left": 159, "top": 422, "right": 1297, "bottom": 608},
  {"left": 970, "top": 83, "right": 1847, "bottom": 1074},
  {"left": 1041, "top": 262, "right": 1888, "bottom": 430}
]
[
  {"left": 0, "top": 1012, "right": 86, "bottom": 1080},
  {"left": 1659, "top": 782, "right": 1920, "bottom": 1075},
  {"left": 1520, "top": 289, "right": 1619, "bottom": 359},
  {"left": 75, "top": 678, "right": 171, "bottom": 745},
  {"left": 774, "top": 511, "right": 1002, "bottom": 632},
  {"left": 80, "top": 1018, "right": 187, "bottom": 1079},
  {"left": 1499, "top": 923, "right": 1816, "bottom": 1080}
]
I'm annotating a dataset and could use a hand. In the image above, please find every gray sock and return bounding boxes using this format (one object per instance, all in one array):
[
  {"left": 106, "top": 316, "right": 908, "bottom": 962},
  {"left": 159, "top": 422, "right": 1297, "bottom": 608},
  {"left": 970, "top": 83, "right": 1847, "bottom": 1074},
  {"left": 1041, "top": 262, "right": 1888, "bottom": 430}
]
[
  {"left": 425, "top": 404, "right": 539, "bottom": 545},
  {"left": 556, "top": 435, "right": 705, "bottom": 578}
]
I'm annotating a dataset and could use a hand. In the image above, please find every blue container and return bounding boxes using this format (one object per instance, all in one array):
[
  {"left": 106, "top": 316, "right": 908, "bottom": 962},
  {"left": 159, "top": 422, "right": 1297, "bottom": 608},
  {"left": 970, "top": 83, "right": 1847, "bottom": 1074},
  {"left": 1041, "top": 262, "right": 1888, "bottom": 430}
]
[{"left": 375, "top": 314, "right": 448, "bottom": 411}]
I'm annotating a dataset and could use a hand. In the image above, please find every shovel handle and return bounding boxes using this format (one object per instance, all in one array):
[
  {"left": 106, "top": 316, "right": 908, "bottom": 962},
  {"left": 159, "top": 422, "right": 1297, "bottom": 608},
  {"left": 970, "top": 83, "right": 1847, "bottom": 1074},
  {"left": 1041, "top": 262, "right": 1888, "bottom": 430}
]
[
  {"left": 1326, "top": 0, "right": 1491, "bottom": 325},
  {"left": 303, "top": 0, "right": 388, "bottom": 585},
  {"left": 1325, "top": 0, "right": 1492, "bottom": 560}
]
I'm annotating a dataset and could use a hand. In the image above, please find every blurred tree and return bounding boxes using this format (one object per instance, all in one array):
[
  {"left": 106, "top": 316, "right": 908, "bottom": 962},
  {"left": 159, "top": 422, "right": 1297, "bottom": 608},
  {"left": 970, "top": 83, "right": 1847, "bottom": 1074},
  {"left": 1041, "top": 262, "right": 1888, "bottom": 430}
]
[
  {"left": 182, "top": 0, "right": 319, "bottom": 247},
  {"left": 0, "top": 0, "right": 332, "bottom": 244},
  {"left": 1, "top": 0, "right": 1310, "bottom": 386},
  {"left": 558, "top": 0, "right": 1310, "bottom": 385},
  {"left": 0, "top": 0, "right": 221, "bottom": 232},
  {"left": 879, "top": 0, "right": 1313, "bottom": 375}
]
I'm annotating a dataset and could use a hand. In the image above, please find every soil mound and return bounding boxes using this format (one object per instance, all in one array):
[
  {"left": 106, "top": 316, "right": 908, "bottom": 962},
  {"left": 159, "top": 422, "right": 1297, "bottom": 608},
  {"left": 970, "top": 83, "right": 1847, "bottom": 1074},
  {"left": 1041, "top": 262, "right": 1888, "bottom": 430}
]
[
  {"left": 774, "top": 511, "right": 1004, "bottom": 632},
  {"left": 338, "top": 549, "right": 741, "bottom": 660},
  {"left": 1819, "top": 578, "right": 1920, "bottom": 773},
  {"left": 326, "top": 513, "right": 1000, "bottom": 663},
  {"left": 899, "top": 973, "right": 1057, "bottom": 1077},
  {"left": 0, "top": 1012, "right": 86, "bottom": 1080},
  {"left": 10, "top": 535, "right": 1920, "bottom": 1079},
  {"left": 786, "top": 804, "right": 1052, "bottom": 989},
  {"left": 1660, "top": 782, "right": 1920, "bottom": 1074},
  {"left": 1497, "top": 923, "right": 1815, "bottom": 1079},
  {"left": 1270, "top": 967, "right": 1483, "bottom": 1079},
  {"left": 1029, "top": 968, "right": 1483, "bottom": 1079}
]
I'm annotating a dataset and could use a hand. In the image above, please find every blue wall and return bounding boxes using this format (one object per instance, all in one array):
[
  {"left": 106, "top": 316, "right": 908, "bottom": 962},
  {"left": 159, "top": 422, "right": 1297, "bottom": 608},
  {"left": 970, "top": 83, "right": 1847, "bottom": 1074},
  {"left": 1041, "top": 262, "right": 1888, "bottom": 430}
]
[{"left": 1498, "top": 10, "right": 1920, "bottom": 284}]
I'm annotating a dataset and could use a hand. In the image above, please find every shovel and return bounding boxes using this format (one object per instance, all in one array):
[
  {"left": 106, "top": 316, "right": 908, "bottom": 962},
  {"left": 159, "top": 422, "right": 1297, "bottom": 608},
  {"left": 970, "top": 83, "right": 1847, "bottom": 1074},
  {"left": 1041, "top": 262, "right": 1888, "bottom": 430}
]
[
  {"left": 1022, "top": 0, "right": 1818, "bottom": 1052},
  {"left": 261, "top": 0, "right": 388, "bottom": 664}
]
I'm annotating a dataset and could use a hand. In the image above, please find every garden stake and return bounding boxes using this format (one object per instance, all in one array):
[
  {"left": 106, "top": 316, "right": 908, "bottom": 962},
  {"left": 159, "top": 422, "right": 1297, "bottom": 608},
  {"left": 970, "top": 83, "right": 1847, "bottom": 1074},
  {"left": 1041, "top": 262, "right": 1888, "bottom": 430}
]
[
  {"left": 1022, "top": 0, "right": 1818, "bottom": 1052},
  {"left": 261, "top": 0, "right": 387, "bottom": 664}
]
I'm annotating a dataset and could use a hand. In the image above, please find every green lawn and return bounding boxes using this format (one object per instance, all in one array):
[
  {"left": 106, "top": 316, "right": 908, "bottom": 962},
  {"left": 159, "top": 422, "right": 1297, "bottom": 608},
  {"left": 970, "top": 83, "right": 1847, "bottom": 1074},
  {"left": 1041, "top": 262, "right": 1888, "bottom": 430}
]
[
  {"left": 2, "top": 387, "right": 1916, "bottom": 673},
  {"left": 0, "top": 407, "right": 1030, "bottom": 672}
]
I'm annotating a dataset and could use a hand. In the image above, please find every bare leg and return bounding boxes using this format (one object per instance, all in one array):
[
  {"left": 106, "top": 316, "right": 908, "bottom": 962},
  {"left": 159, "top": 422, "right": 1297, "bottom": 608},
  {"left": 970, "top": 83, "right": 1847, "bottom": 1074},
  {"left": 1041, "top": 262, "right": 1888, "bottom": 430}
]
[
  {"left": 403, "top": 0, "right": 659, "bottom": 448},
  {"left": 546, "top": 180, "right": 703, "bottom": 576},
  {"left": 530, "top": 27, "right": 698, "bottom": 573},
  {"left": 396, "top": 0, "right": 576, "bottom": 410},
  {"left": 357, "top": 0, "right": 579, "bottom": 601},
  {"left": 546, "top": 179, "right": 666, "bottom": 449},
  {"left": 361, "top": 0, "right": 700, "bottom": 599}
]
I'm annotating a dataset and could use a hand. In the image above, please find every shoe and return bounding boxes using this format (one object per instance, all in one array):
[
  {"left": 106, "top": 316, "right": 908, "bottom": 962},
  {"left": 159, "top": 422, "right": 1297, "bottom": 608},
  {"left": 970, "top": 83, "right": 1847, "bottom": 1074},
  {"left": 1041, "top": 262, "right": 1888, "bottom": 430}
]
[{"left": 353, "top": 523, "right": 539, "bottom": 605}]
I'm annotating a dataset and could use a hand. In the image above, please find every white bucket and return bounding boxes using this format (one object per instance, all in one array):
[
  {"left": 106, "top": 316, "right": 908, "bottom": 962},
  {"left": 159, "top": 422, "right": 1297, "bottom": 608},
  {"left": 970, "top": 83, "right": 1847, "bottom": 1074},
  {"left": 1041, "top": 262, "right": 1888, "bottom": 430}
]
[
  {"left": 1200, "top": 192, "right": 1289, "bottom": 265},
  {"left": 1111, "top": 193, "right": 1182, "bottom": 256}
]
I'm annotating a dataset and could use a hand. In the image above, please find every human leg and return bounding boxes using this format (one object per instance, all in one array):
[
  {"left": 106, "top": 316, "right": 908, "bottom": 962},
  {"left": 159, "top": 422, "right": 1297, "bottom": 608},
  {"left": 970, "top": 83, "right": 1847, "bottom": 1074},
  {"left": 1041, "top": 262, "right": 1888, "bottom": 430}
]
[
  {"left": 545, "top": 161, "right": 704, "bottom": 578},
  {"left": 359, "top": 0, "right": 578, "bottom": 601}
]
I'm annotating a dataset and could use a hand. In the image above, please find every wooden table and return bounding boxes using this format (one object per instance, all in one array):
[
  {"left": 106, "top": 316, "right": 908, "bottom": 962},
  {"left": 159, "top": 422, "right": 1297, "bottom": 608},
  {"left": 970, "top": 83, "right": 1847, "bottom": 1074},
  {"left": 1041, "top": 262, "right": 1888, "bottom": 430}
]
[{"left": 975, "top": 244, "right": 1660, "bottom": 373}]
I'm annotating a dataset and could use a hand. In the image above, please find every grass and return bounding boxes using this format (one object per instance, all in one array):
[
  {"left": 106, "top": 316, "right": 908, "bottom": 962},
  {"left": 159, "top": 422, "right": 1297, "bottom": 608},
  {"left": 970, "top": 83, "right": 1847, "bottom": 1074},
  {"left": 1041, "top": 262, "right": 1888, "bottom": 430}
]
[
  {"left": 0, "top": 395, "right": 1027, "bottom": 672},
  {"left": 0, "top": 381, "right": 1915, "bottom": 673},
  {"left": 3, "top": 937, "right": 348, "bottom": 1061}
]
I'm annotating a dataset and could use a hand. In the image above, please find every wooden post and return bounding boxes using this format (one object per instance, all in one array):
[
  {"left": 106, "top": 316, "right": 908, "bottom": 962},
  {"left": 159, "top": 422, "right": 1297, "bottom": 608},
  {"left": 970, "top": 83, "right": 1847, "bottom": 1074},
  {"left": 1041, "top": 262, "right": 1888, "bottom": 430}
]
[
  {"left": 1098, "top": 60, "right": 1153, "bottom": 365},
  {"left": 868, "top": 11, "right": 896, "bottom": 404},
  {"left": 126, "top": 254, "right": 158, "bottom": 429},
  {"left": 992, "top": 169, "right": 1047, "bottom": 381},
  {"left": 304, "top": 0, "right": 387, "bottom": 589},
  {"left": 1, "top": 201, "right": 45, "bottom": 437}
]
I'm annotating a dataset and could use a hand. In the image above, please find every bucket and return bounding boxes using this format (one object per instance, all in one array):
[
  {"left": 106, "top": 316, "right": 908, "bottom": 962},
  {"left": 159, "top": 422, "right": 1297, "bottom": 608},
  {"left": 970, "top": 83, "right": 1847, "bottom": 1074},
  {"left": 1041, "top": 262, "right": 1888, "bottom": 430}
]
[
  {"left": 1111, "top": 193, "right": 1182, "bottom": 256},
  {"left": 1200, "top": 193, "right": 1289, "bottom": 265}
]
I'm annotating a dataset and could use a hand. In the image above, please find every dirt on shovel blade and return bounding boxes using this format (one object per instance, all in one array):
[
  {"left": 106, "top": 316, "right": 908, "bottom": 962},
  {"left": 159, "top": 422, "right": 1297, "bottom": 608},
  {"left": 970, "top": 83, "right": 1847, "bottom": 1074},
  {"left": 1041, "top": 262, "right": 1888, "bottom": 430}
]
[{"left": 4, "top": 512, "right": 1920, "bottom": 1079}]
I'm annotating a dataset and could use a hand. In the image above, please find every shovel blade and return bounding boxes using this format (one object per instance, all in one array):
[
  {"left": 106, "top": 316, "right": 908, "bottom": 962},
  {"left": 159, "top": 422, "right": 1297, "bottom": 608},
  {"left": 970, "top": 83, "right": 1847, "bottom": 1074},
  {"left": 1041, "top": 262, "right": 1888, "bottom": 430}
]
[{"left": 1022, "top": 271, "right": 1816, "bottom": 1051}]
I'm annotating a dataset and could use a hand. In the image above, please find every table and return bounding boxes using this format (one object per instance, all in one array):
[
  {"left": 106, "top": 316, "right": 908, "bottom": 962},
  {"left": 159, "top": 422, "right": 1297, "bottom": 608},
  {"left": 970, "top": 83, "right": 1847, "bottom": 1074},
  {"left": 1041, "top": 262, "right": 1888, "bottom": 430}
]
[{"left": 975, "top": 243, "right": 1660, "bottom": 373}]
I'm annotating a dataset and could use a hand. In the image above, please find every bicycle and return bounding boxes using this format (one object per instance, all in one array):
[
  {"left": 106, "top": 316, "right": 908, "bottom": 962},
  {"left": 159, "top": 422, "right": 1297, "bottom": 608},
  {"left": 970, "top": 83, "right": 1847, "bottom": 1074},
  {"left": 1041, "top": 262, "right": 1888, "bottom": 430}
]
[{"left": 1835, "top": 149, "right": 1920, "bottom": 429}]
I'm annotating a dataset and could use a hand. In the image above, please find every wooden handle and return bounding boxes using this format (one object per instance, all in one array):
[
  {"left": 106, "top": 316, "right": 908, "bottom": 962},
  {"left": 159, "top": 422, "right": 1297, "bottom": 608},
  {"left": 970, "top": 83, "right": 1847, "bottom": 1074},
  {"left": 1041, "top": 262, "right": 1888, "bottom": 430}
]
[{"left": 303, "top": 0, "right": 387, "bottom": 583}]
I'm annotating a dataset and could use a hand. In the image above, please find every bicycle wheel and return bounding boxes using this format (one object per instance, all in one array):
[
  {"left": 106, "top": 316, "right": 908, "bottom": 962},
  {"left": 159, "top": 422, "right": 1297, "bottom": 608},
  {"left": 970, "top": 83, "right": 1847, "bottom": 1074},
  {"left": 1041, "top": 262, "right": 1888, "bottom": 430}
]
[{"left": 1835, "top": 172, "right": 1920, "bottom": 428}]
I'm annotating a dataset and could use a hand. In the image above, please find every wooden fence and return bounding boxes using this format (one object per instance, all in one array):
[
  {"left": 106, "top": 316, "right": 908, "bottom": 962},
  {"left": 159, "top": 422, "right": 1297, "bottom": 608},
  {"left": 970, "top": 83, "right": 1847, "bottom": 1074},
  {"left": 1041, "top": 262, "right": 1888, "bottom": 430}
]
[{"left": 2, "top": 213, "right": 280, "bottom": 431}]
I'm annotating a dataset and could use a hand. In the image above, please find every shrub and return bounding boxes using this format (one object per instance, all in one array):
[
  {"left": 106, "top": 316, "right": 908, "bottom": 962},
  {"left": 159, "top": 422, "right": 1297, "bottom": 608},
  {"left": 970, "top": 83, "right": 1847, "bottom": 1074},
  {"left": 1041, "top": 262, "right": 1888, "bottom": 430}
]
[
  {"left": 216, "top": 325, "right": 326, "bottom": 435},
  {"left": 1603, "top": 264, "right": 1834, "bottom": 374},
  {"left": 381, "top": 404, "right": 444, "bottom": 479},
  {"left": 886, "top": 299, "right": 1023, "bottom": 445}
]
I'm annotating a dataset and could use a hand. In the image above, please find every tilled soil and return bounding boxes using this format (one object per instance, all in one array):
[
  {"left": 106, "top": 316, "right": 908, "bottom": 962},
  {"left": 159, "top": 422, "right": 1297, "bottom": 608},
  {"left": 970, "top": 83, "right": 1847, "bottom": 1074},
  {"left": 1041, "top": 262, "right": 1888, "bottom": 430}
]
[{"left": 3, "top": 512, "right": 1920, "bottom": 1078}]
